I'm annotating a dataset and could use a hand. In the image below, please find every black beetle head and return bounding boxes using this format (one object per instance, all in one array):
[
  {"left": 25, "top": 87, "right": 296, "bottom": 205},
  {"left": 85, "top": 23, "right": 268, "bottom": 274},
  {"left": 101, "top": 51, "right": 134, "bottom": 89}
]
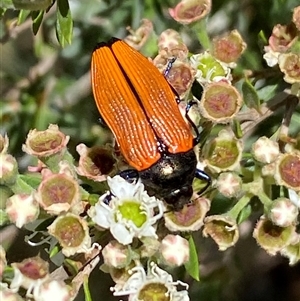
[{"left": 164, "top": 186, "right": 193, "bottom": 211}]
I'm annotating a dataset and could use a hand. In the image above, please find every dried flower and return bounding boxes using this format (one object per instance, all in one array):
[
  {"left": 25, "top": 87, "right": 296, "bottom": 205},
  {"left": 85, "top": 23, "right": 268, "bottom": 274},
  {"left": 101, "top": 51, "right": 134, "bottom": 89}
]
[
  {"left": 203, "top": 129, "right": 243, "bottom": 173},
  {"left": 203, "top": 215, "right": 239, "bottom": 251},
  {"left": 212, "top": 30, "right": 247, "bottom": 66},
  {"left": 23, "top": 124, "right": 69, "bottom": 158},
  {"left": 169, "top": 0, "right": 211, "bottom": 25},
  {"left": 278, "top": 53, "right": 300, "bottom": 84},
  {"left": 199, "top": 82, "right": 242, "bottom": 123},
  {"left": 48, "top": 213, "right": 92, "bottom": 257},
  {"left": 292, "top": 6, "right": 300, "bottom": 31},
  {"left": 274, "top": 152, "right": 300, "bottom": 191},
  {"left": 124, "top": 19, "right": 153, "bottom": 50},
  {"left": 164, "top": 60, "right": 195, "bottom": 97},
  {"left": 253, "top": 216, "right": 295, "bottom": 256},
  {"left": 164, "top": 197, "right": 210, "bottom": 232},
  {"left": 76, "top": 143, "right": 115, "bottom": 181},
  {"left": 35, "top": 167, "right": 82, "bottom": 215}
]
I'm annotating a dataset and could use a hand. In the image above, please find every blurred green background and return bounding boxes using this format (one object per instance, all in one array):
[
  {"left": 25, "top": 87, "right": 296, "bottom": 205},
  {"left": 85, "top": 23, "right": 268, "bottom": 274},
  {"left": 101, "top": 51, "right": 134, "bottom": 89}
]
[{"left": 1, "top": 0, "right": 300, "bottom": 300}]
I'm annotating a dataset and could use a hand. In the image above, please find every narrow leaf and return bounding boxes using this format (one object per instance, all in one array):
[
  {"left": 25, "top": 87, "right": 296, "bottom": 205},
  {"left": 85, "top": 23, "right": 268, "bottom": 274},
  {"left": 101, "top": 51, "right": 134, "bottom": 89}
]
[
  {"left": 18, "top": 9, "right": 30, "bottom": 25},
  {"left": 184, "top": 235, "right": 200, "bottom": 281},
  {"left": 56, "top": 0, "right": 73, "bottom": 47},
  {"left": 31, "top": 10, "right": 44, "bottom": 35},
  {"left": 231, "top": 118, "right": 243, "bottom": 139},
  {"left": 242, "top": 78, "right": 261, "bottom": 112}
]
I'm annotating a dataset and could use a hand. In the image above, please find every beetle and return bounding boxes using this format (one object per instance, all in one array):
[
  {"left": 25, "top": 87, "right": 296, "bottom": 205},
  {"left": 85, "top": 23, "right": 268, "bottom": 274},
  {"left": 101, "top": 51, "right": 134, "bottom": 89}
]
[{"left": 91, "top": 37, "right": 210, "bottom": 210}]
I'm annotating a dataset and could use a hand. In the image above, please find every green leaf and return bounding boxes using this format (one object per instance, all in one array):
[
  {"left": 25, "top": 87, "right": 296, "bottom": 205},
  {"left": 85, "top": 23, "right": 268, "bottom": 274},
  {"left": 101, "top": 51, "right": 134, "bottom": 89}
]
[
  {"left": 19, "top": 173, "right": 42, "bottom": 189},
  {"left": 231, "top": 118, "right": 243, "bottom": 139},
  {"left": 83, "top": 276, "right": 92, "bottom": 301},
  {"left": 1, "top": 0, "right": 14, "bottom": 9},
  {"left": 257, "top": 84, "right": 278, "bottom": 102},
  {"left": 49, "top": 245, "right": 61, "bottom": 258},
  {"left": 242, "top": 78, "right": 261, "bottom": 112},
  {"left": 184, "top": 235, "right": 200, "bottom": 281},
  {"left": 13, "top": 0, "right": 52, "bottom": 10},
  {"left": 18, "top": 9, "right": 30, "bottom": 25},
  {"left": 237, "top": 204, "right": 252, "bottom": 224},
  {"left": 31, "top": 10, "right": 44, "bottom": 35},
  {"left": 56, "top": 0, "right": 73, "bottom": 47}
]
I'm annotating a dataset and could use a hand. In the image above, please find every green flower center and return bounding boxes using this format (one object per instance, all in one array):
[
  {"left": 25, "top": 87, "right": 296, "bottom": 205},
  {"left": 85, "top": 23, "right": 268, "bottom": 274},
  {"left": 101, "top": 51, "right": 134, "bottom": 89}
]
[
  {"left": 118, "top": 200, "right": 147, "bottom": 228},
  {"left": 138, "top": 282, "right": 170, "bottom": 301},
  {"left": 198, "top": 55, "right": 225, "bottom": 79}
]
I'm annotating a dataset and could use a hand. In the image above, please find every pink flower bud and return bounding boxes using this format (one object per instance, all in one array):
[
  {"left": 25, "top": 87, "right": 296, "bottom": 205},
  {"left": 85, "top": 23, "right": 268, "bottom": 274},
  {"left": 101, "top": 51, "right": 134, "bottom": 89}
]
[
  {"left": 0, "top": 134, "right": 9, "bottom": 154},
  {"left": 6, "top": 194, "right": 39, "bottom": 228},
  {"left": 252, "top": 136, "right": 280, "bottom": 164},
  {"left": 0, "top": 154, "right": 18, "bottom": 185},
  {"left": 216, "top": 172, "right": 242, "bottom": 198},
  {"left": 160, "top": 235, "right": 189, "bottom": 266},
  {"left": 269, "top": 197, "right": 298, "bottom": 227},
  {"left": 102, "top": 241, "right": 131, "bottom": 269}
]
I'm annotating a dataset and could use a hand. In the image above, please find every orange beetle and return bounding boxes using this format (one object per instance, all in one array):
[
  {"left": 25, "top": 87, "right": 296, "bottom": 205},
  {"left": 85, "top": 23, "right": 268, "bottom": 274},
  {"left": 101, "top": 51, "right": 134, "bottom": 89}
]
[{"left": 91, "top": 37, "right": 210, "bottom": 210}]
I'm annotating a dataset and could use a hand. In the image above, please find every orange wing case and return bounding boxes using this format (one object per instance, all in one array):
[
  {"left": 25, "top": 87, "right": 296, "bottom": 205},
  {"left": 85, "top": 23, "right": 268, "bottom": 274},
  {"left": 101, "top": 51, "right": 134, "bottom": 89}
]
[{"left": 91, "top": 38, "right": 193, "bottom": 171}]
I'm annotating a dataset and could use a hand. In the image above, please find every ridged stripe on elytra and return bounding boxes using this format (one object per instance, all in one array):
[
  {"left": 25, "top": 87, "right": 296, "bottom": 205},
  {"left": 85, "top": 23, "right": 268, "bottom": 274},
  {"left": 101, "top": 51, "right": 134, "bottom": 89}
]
[
  {"left": 91, "top": 44, "right": 160, "bottom": 170},
  {"left": 111, "top": 40, "right": 194, "bottom": 154}
]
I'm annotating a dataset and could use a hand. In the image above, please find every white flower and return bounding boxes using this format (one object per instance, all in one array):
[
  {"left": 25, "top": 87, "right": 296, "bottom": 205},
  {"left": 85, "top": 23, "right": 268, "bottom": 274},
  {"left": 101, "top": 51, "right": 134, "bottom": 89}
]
[
  {"left": 111, "top": 262, "right": 189, "bottom": 301},
  {"left": 263, "top": 47, "right": 280, "bottom": 67},
  {"left": 289, "top": 189, "right": 300, "bottom": 208},
  {"left": 190, "top": 52, "right": 232, "bottom": 85},
  {"left": 89, "top": 176, "right": 164, "bottom": 245}
]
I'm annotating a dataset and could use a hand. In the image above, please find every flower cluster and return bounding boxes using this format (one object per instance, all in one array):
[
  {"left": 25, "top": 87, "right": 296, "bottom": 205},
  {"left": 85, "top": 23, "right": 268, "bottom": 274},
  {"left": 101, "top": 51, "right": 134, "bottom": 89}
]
[
  {"left": 1, "top": 2, "right": 300, "bottom": 301},
  {"left": 263, "top": 7, "right": 300, "bottom": 94}
]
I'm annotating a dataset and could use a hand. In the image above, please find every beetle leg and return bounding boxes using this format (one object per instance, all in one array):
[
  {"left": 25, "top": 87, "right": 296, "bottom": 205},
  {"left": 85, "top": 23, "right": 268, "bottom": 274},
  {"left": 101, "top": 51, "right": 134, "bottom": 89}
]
[
  {"left": 194, "top": 169, "right": 211, "bottom": 195},
  {"left": 119, "top": 169, "right": 140, "bottom": 184},
  {"left": 184, "top": 100, "right": 201, "bottom": 145},
  {"left": 98, "top": 115, "right": 108, "bottom": 128},
  {"left": 103, "top": 193, "right": 113, "bottom": 205},
  {"left": 163, "top": 57, "right": 176, "bottom": 77}
]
